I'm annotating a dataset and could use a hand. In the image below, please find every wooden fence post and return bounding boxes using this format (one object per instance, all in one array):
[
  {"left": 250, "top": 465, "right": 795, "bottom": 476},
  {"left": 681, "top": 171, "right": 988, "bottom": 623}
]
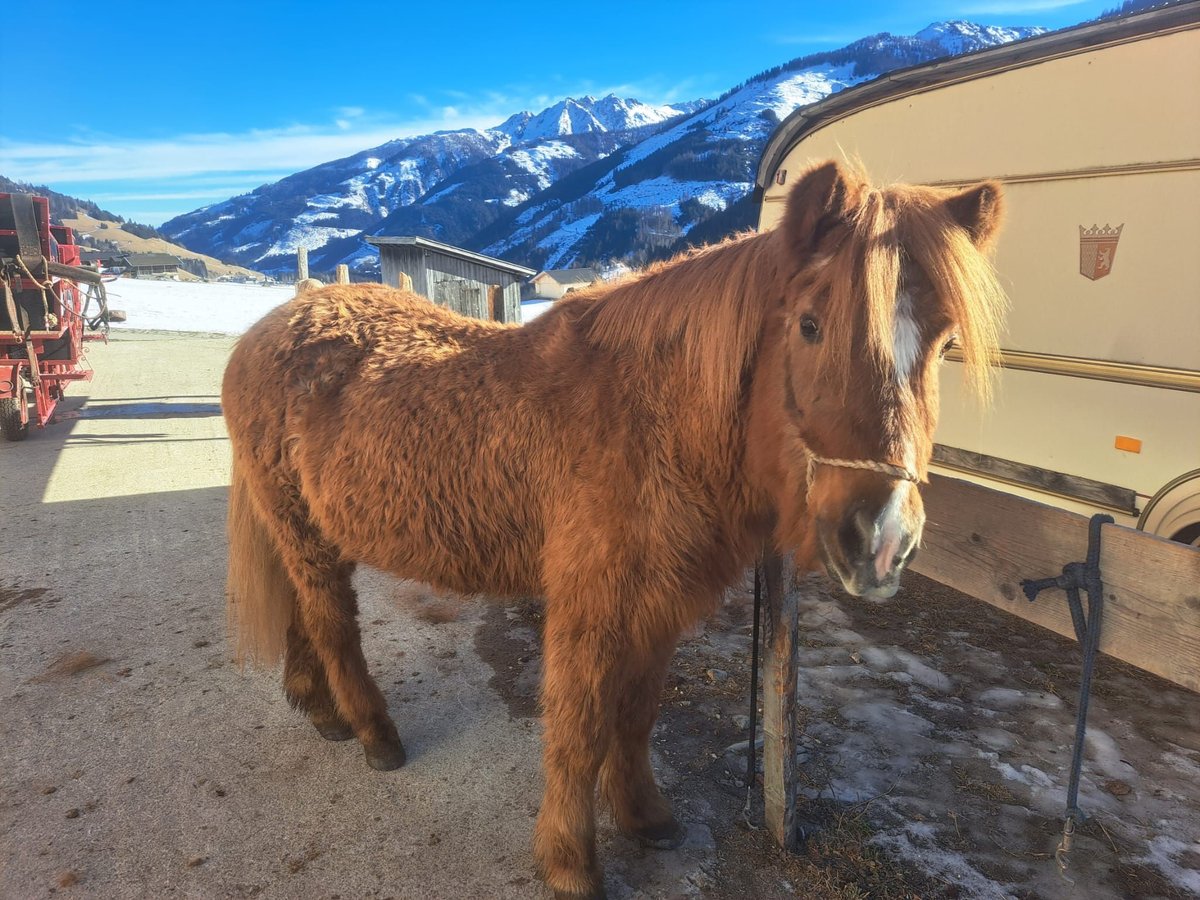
[
  {"left": 762, "top": 552, "right": 800, "bottom": 851},
  {"left": 398, "top": 271, "right": 413, "bottom": 292},
  {"left": 335, "top": 264, "right": 349, "bottom": 285},
  {"left": 297, "top": 247, "right": 308, "bottom": 282}
]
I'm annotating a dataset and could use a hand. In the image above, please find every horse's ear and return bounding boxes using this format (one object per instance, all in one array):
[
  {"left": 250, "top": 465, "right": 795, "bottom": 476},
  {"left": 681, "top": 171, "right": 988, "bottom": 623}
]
[
  {"left": 945, "top": 181, "right": 1004, "bottom": 249},
  {"left": 782, "top": 160, "right": 860, "bottom": 253}
]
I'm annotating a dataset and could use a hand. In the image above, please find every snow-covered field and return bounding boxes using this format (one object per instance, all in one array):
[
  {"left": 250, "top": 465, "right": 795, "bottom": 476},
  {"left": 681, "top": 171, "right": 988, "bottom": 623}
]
[
  {"left": 104, "top": 277, "right": 558, "bottom": 331},
  {"left": 103, "top": 278, "right": 296, "bottom": 334}
]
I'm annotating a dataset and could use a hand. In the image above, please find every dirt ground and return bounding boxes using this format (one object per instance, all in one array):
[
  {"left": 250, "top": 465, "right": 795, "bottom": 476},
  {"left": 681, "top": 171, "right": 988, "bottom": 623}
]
[{"left": 2, "top": 331, "right": 1197, "bottom": 899}]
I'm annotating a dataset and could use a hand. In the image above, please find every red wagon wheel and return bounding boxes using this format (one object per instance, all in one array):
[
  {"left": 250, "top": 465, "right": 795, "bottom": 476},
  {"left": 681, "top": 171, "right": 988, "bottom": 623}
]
[{"left": 1, "top": 394, "right": 29, "bottom": 441}]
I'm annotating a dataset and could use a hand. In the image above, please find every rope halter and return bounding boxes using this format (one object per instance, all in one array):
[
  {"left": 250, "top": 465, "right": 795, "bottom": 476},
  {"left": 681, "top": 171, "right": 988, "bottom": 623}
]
[{"left": 796, "top": 438, "right": 920, "bottom": 503}]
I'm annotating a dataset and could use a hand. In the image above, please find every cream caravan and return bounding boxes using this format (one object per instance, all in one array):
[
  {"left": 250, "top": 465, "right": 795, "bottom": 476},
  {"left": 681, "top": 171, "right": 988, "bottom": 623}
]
[{"left": 757, "top": 3, "right": 1200, "bottom": 544}]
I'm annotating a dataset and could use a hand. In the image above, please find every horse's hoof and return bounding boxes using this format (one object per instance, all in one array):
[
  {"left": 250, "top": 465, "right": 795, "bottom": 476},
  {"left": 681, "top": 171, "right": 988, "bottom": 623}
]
[
  {"left": 629, "top": 816, "right": 686, "bottom": 850},
  {"left": 314, "top": 720, "right": 354, "bottom": 742},
  {"left": 363, "top": 739, "right": 407, "bottom": 771}
]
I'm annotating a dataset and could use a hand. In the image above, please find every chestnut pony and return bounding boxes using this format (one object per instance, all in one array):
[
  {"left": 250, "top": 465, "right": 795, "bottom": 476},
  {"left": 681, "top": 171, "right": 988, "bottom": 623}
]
[{"left": 223, "top": 161, "right": 1006, "bottom": 899}]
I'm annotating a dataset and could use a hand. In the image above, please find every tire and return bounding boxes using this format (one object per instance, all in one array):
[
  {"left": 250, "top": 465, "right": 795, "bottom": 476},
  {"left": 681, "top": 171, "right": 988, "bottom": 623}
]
[{"left": 1, "top": 397, "right": 29, "bottom": 442}]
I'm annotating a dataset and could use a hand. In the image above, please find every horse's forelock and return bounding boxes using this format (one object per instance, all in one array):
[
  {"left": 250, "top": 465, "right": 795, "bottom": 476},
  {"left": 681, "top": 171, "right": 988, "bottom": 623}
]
[
  {"left": 894, "top": 187, "right": 1008, "bottom": 402},
  {"left": 807, "top": 182, "right": 1006, "bottom": 403}
]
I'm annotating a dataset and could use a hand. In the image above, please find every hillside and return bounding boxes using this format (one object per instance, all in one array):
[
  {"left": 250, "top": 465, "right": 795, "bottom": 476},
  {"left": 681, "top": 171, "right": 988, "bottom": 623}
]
[
  {"left": 58, "top": 211, "right": 264, "bottom": 281},
  {"left": 0, "top": 176, "right": 264, "bottom": 281}
]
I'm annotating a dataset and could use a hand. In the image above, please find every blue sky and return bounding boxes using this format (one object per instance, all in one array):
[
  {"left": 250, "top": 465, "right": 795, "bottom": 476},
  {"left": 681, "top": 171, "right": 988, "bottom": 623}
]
[{"left": 1, "top": 0, "right": 1113, "bottom": 225}]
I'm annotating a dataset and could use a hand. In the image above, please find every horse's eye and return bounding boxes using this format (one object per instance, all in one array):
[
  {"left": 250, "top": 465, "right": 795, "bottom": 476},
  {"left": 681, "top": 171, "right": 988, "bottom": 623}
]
[
  {"left": 799, "top": 316, "right": 821, "bottom": 343},
  {"left": 940, "top": 336, "right": 958, "bottom": 358}
]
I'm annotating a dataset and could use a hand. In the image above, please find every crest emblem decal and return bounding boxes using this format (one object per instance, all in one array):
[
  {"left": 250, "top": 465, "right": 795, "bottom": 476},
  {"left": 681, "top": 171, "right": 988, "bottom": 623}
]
[{"left": 1079, "top": 224, "right": 1123, "bottom": 281}]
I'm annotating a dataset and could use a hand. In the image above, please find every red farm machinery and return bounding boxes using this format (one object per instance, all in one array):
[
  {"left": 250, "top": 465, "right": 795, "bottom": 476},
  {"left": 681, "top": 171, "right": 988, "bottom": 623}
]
[{"left": 1, "top": 192, "right": 111, "bottom": 441}]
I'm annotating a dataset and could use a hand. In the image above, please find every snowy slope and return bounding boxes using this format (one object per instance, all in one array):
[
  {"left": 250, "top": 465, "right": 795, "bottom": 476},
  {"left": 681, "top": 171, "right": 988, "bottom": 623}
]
[{"left": 484, "top": 63, "right": 867, "bottom": 269}]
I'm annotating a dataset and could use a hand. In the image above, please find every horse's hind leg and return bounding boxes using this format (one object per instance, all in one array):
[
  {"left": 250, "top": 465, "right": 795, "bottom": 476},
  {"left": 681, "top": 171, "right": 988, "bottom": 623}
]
[
  {"left": 258, "top": 491, "right": 405, "bottom": 770},
  {"left": 599, "top": 645, "right": 683, "bottom": 849},
  {"left": 288, "top": 554, "right": 406, "bottom": 770},
  {"left": 284, "top": 621, "right": 353, "bottom": 742}
]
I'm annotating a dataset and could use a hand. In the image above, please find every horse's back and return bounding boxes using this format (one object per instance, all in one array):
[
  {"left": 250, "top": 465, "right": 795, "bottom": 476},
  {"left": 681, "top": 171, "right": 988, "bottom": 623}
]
[{"left": 224, "top": 285, "right": 549, "bottom": 597}]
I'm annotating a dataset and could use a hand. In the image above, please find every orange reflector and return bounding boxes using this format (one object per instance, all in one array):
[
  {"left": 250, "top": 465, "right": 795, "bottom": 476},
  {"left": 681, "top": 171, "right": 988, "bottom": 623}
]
[{"left": 1115, "top": 435, "right": 1142, "bottom": 453}]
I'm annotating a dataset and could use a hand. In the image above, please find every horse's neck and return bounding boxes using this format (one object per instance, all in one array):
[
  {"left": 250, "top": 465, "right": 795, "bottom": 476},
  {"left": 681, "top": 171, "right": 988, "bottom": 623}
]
[{"left": 583, "top": 234, "right": 775, "bottom": 424}]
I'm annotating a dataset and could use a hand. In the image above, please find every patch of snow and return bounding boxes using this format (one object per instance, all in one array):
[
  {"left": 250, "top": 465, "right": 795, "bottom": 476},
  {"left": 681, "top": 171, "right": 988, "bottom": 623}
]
[
  {"left": 871, "top": 826, "right": 1017, "bottom": 900},
  {"left": 103, "top": 278, "right": 294, "bottom": 334},
  {"left": 520, "top": 299, "right": 554, "bottom": 323}
]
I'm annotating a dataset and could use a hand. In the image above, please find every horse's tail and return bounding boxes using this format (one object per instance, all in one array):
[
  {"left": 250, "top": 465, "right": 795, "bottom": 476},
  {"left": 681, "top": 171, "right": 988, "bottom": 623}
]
[{"left": 226, "top": 459, "right": 295, "bottom": 668}]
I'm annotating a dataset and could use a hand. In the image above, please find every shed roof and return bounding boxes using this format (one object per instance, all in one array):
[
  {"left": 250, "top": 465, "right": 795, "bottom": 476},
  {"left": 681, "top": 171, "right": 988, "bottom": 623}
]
[
  {"left": 365, "top": 235, "right": 535, "bottom": 277},
  {"left": 123, "top": 252, "right": 180, "bottom": 268},
  {"left": 532, "top": 267, "right": 600, "bottom": 285},
  {"left": 755, "top": 3, "right": 1199, "bottom": 196}
]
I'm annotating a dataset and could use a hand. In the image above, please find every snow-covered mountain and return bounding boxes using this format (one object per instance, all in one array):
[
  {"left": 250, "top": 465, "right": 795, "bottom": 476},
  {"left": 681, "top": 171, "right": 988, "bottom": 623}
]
[
  {"left": 161, "top": 95, "right": 698, "bottom": 274},
  {"left": 474, "top": 23, "right": 1045, "bottom": 270},
  {"left": 164, "top": 21, "right": 1046, "bottom": 276},
  {"left": 497, "top": 95, "right": 707, "bottom": 143}
]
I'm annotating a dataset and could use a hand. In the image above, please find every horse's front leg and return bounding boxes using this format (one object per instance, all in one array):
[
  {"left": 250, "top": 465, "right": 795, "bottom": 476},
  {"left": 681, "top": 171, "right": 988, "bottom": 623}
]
[
  {"left": 535, "top": 607, "right": 622, "bottom": 900},
  {"left": 599, "top": 642, "right": 684, "bottom": 848}
]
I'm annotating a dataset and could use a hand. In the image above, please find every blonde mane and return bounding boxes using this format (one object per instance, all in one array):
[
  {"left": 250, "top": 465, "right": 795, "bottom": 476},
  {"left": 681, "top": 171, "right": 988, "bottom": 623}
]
[{"left": 568, "top": 170, "right": 1006, "bottom": 416}]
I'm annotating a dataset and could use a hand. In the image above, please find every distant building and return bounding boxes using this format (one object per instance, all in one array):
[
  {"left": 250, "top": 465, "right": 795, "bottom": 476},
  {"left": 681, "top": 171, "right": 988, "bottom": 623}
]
[
  {"left": 366, "top": 235, "right": 534, "bottom": 323},
  {"left": 526, "top": 267, "right": 601, "bottom": 300},
  {"left": 122, "top": 252, "right": 181, "bottom": 278}
]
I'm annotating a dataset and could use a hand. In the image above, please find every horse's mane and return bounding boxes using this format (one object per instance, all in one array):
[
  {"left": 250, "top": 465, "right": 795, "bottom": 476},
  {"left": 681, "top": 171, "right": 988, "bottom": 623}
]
[
  {"left": 575, "top": 233, "right": 776, "bottom": 417},
  {"left": 554, "top": 167, "right": 1006, "bottom": 417}
]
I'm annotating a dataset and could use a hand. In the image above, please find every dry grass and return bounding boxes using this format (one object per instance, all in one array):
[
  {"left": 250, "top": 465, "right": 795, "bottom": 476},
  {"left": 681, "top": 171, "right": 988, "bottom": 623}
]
[
  {"left": 951, "top": 765, "right": 1017, "bottom": 804},
  {"left": 29, "top": 650, "right": 110, "bottom": 682},
  {"left": 56, "top": 871, "right": 80, "bottom": 888},
  {"left": 60, "top": 212, "right": 262, "bottom": 280}
]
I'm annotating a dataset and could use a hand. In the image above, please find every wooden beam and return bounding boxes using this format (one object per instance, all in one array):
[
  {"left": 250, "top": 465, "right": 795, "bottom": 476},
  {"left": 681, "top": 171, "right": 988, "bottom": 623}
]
[
  {"left": 932, "top": 443, "right": 1138, "bottom": 515},
  {"left": 488, "top": 284, "right": 503, "bottom": 322},
  {"left": 761, "top": 552, "right": 800, "bottom": 851},
  {"left": 912, "top": 473, "right": 1200, "bottom": 692},
  {"left": 335, "top": 264, "right": 349, "bottom": 285},
  {"left": 297, "top": 247, "right": 308, "bottom": 282}
]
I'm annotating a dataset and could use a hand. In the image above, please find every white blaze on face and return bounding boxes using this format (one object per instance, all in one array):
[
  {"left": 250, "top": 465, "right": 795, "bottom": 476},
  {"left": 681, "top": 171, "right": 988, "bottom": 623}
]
[
  {"left": 893, "top": 289, "right": 921, "bottom": 386},
  {"left": 871, "top": 442, "right": 917, "bottom": 581}
]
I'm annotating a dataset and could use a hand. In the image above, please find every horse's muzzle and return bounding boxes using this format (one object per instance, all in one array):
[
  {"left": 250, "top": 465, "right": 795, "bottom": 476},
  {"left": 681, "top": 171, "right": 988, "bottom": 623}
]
[{"left": 816, "top": 501, "right": 921, "bottom": 601}]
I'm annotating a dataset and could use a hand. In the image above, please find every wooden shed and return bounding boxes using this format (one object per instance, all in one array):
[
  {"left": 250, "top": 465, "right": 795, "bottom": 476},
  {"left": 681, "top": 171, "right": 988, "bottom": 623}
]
[{"left": 365, "top": 235, "right": 534, "bottom": 323}]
